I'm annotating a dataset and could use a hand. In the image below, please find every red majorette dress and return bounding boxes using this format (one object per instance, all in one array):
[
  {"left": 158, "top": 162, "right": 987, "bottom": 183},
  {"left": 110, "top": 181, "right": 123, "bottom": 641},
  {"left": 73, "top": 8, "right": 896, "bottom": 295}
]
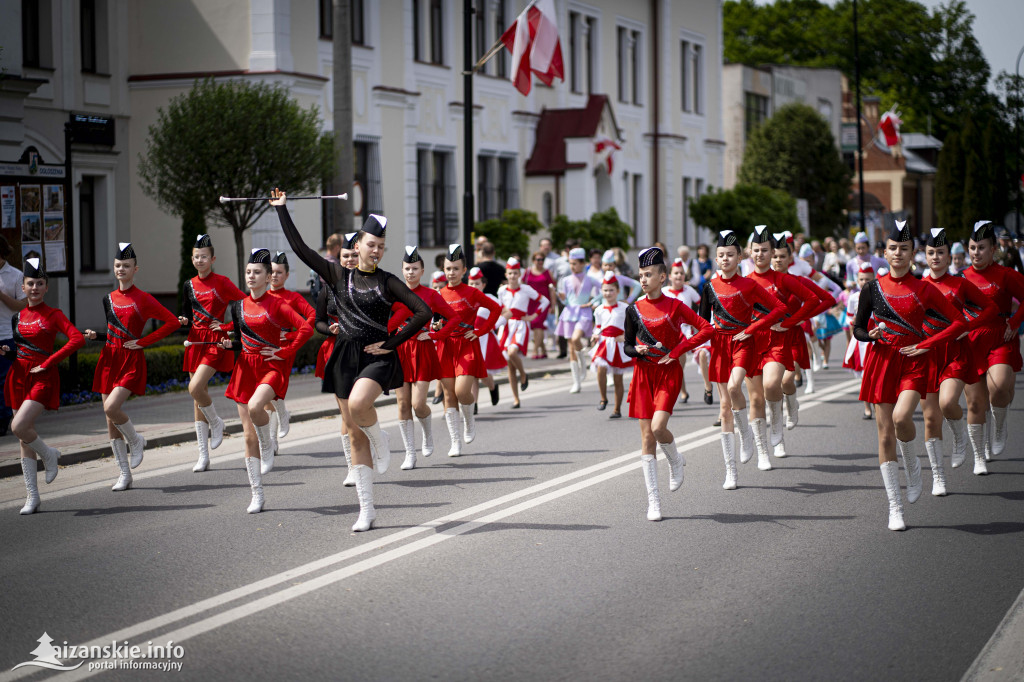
[
  {"left": 698, "top": 273, "right": 786, "bottom": 382},
  {"left": 746, "top": 269, "right": 817, "bottom": 374},
  {"left": 852, "top": 272, "right": 968, "bottom": 404},
  {"left": 478, "top": 294, "right": 507, "bottom": 375},
  {"left": 590, "top": 301, "right": 634, "bottom": 375},
  {"left": 223, "top": 293, "right": 313, "bottom": 403},
  {"left": 437, "top": 282, "right": 502, "bottom": 379},
  {"left": 961, "top": 262, "right": 1024, "bottom": 377},
  {"left": 5, "top": 304, "right": 84, "bottom": 410},
  {"left": 314, "top": 286, "right": 338, "bottom": 379},
  {"left": 922, "top": 271, "right": 999, "bottom": 393},
  {"left": 843, "top": 288, "right": 871, "bottom": 374},
  {"left": 388, "top": 284, "right": 460, "bottom": 383},
  {"left": 790, "top": 275, "right": 835, "bottom": 370},
  {"left": 92, "top": 285, "right": 180, "bottom": 396},
  {"left": 268, "top": 286, "right": 316, "bottom": 392},
  {"left": 497, "top": 283, "right": 550, "bottom": 355},
  {"left": 624, "top": 294, "right": 714, "bottom": 419},
  {"left": 182, "top": 272, "right": 245, "bottom": 373}
]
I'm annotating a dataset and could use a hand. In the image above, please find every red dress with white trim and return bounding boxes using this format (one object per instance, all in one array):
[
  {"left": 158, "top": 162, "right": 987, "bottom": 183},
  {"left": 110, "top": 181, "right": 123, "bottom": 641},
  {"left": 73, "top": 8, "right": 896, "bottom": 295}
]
[
  {"left": 746, "top": 269, "right": 817, "bottom": 373},
  {"left": 388, "top": 284, "right": 459, "bottom": 383},
  {"left": 590, "top": 301, "right": 633, "bottom": 374},
  {"left": 477, "top": 294, "right": 507, "bottom": 374},
  {"left": 5, "top": 304, "right": 84, "bottom": 410},
  {"left": 961, "top": 262, "right": 1024, "bottom": 376},
  {"left": 92, "top": 285, "right": 180, "bottom": 396},
  {"left": 922, "top": 271, "right": 998, "bottom": 392},
  {"left": 497, "top": 283, "right": 550, "bottom": 355},
  {"left": 853, "top": 273, "right": 967, "bottom": 404},
  {"left": 698, "top": 273, "right": 786, "bottom": 382},
  {"left": 224, "top": 293, "right": 313, "bottom": 403},
  {"left": 181, "top": 273, "right": 245, "bottom": 373},
  {"left": 624, "top": 294, "right": 714, "bottom": 419},
  {"left": 437, "top": 283, "right": 502, "bottom": 379}
]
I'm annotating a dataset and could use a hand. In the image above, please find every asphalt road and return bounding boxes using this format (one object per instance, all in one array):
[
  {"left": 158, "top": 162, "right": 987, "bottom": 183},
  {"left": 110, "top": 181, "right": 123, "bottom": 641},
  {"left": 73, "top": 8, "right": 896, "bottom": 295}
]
[{"left": 1, "top": 368, "right": 1022, "bottom": 682}]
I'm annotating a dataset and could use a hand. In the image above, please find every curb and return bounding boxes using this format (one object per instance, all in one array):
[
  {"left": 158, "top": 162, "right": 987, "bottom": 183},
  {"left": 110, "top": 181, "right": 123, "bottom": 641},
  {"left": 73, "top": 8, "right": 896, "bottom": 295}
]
[
  {"left": 960, "top": 585, "right": 1024, "bottom": 682},
  {"left": 1, "top": 366, "right": 570, "bottom": 479}
]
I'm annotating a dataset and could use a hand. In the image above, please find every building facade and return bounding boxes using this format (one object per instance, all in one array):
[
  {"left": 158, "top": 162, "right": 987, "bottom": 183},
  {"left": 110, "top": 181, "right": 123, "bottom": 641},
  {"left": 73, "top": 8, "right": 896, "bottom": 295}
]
[{"left": 2, "top": 0, "right": 724, "bottom": 328}]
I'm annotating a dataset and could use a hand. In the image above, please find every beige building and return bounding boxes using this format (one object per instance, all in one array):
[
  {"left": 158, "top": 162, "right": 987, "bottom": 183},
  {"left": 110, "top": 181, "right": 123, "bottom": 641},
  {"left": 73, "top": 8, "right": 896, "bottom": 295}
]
[{"left": 2, "top": 0, "right": 724, "bottom": 328}]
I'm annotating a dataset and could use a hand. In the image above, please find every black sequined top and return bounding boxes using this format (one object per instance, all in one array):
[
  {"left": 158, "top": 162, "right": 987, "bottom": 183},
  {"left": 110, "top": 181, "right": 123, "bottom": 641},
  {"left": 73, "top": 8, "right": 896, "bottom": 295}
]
[{"left": 277, "top": 205, "right": 430, "bottom": 351}]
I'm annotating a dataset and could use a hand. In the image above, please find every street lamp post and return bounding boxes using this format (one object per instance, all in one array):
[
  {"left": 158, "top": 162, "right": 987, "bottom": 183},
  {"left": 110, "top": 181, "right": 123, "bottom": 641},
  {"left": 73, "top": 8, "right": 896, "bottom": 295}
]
[{"left": 1016, "top": 44, "right": 1024, "bottom": 232}]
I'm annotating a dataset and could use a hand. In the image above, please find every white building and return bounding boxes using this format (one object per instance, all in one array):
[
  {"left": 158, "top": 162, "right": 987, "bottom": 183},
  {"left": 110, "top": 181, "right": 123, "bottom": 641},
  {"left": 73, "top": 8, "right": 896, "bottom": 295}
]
[
  {"left": 721, "top": 63, "right": 842, "bottom": 190},
  {"left": 1, "top": 0, "right": 725, "bottom": 328}
]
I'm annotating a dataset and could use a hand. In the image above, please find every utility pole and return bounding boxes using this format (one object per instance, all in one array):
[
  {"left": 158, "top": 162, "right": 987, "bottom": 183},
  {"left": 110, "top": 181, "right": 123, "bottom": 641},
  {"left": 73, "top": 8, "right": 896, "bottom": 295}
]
[
  {"left": 332, "top": 0, "right": 354, "bottom": 240},
  {"left": 463, "top": 0, "right": 476, "bottom": 267},
  {"left": 853, "top": 0, "right": 866, "bottom": 232}
]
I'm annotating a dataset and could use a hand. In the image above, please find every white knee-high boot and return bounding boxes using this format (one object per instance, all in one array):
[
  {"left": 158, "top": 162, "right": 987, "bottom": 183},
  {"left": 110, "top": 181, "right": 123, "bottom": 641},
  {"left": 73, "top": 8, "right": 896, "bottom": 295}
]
[
  {"left": 399, "top": 419, "right": 416, "bottom": 470},
  {"left": 640, "top": 454, "right": 661, "bottom": 521},
  {"left": 19, "top": 458, "right": 39, "bottom": 514},
  {"left": 342, "top": 433, "right": 356, "bottom": 487},
  {"left": 197, "top": 403, "right": 225, "bottom": 450},
  {"left": 804, "top": 366, "right": 815, "bottom": 394},
  {"left": 111, "top": 439, "right": 132, "bottom": 491},
  {"left": 721, "top": 432, "right": 737, "bottom": 490},
  {"left": 732, "top": 410, "right": 754, "bottom": 464},
  {"left": 991, "top": 406, "right": 1007, "bottom": 457},
  {"left": 657, "top": 440, "right": 685, "bottom": 492},
  {"left": 268, "top": 409, "right": 280, "bottom": 456},
  {"left": 751, "top": 418, "right": 771, "bottom": 471},
  {"left": 25, "top": 437, "right": 60, "bottom": 483},
  {"left": 947, "top": 416, "right": 967, "bottom": 468},
  {"left": 984, "top": 419, "right": 993, "bottom": 461},
  {"left": 880, "top": 461, "right": 906, "bottom": 531},
  {"left": 358, "top": 421, "right": 391, "bottom": 474},
  {"left": 255, "top": 421, "right": 275, "bottom": 474},
  {"left": 193, "top": 421, "right": 211, "bottom": 472},
  {"left": 461, "top": 402, "right": 476, "bottom": 444},
  {"left": 967, "top": 423, "right": 988, "bottom": 475},
  {"left": 351, "top": 464, "right": 376, "bottom": 531},
  {"left": 898, "top": 439, "right": 922, "bottom": 504},
  {"left": 445, "top": 408, "right": 462, "bottom": 456},
  {"left": 784, "top": 392, "right": 799, "bottom": 429},
  {"left": 767, "top": 399, "right": 784, "bottom": 447},
  {"left": 245, "top": 456, "right": 263, "bottom": 513},
  {"left": 274, "top": 399, "right": 290, "bottom": 438},
  {"left": 924, "top": 437, "right": 946, "bottom": 496},
  {"left": 568, "top": 360, "right": 581, "bottom": 393},
  {"left": 415, "top": 413, "right": 434, "bottom": 457},
  {"left": 114, "top": 419, "right": 145, "bottom": 469}
]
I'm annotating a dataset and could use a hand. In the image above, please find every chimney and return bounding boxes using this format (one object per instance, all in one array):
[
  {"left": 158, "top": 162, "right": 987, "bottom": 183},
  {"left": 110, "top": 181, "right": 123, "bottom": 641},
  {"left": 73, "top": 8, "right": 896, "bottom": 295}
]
[{"left": 862, "top": 96, "right": 881, "bottom": 126}]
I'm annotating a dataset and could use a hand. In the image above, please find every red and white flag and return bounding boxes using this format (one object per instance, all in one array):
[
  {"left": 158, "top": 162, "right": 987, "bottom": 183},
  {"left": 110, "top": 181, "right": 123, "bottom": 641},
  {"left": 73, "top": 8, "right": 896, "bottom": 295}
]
[
  {"left": 500, "top": 0, "right": 564, "bottom": 96},
  {"left": 594, "top": 135, "right": 621, "bottom": 175},
  {"left": 878, "top": 107, "right": 902, "bottom": 147}
]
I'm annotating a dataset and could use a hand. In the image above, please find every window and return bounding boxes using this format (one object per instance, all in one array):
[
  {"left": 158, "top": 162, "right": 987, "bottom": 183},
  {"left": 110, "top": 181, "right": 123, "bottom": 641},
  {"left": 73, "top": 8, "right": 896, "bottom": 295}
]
[
  {"left": 354, "top": 140, "right": 383, "bottom": 217},
  {"left": 682, "top": 177, "right": 692, "bottom": 245},
  {"left": 569, "top": 11, "right": 596, "bottom": 94},
  {"left": 632, "top": 174, "right": 643, "bottom": 243},
  {"left": 569, "top": 12, "right": 579, "bottom": 92},
  {"left": 493, "top": 0, "right": 507, "bottom": 76},
  {"left": 319, "top": 0, "right": 364, "bottom": 44},
  {"left": 429, "top": 0, "right": 444, "bottom": 65},
  {"left": 412, "top": 0, "right": 421, "bottom": 60},
  {"left": 22, "top": 0, "right": 53, "bottom": 69},
  {"left": 631, "top": 30, "right": 641, "bottom": 104},
  {"left": 79, "top": 176, "right": 97, "bottom": 272},
  {"left": 81, "top": 0, "right": 96, "bottom": 73},
  {"left": 418, "top": 149, "right": 458, "bottom": 247},
  {"left": 744, "top": 92, "right": 769, "bottom": 138},
  {"left": 542, "top": 192, "right": 553, "bottom": 226},
  {"left": 584, "top": 16, "right": 595, "bottom": 94},
  {"left": 477, "top": 154, "right": 519, "bottom": 221},
  {"left": 617, "top": 28, "right": 626, "bottom": 102},
  {"left": 618, "top": 28, "right": 641, "bottom": 104},
  {"left": 692, "top": 44, "right": 702, "bottom": 114},
  {"left": 680, "top": 41, "right": 689, "bottom": 112},
  {"left": 681, "top": 39, "right": 703, "bottom": 114}
]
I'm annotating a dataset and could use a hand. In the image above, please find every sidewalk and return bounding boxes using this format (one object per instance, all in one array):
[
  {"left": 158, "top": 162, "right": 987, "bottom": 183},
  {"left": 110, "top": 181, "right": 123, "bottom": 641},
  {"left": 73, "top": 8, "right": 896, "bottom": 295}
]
[{"left": 0, "top": 355, "right": 573, "bottom": 479}]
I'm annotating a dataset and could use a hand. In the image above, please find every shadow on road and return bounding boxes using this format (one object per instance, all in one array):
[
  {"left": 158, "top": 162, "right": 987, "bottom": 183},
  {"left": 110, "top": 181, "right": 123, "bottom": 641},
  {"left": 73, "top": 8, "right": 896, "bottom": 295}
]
[
  {"left": 63, "top": 504, "right": 218, "bottom": 516},
  {"left": 912, "top": 521, "right": 1024, "bottom": 535},
  {"left": 679, "top": 512, "right": 857, "bottom": 525}
]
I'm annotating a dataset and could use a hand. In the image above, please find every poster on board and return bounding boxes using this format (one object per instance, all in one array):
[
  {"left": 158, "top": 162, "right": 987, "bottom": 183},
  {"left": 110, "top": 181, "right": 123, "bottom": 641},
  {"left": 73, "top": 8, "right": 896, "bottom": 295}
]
[{"left": 1, "top": 186, "right": 14, "bottom": 229}]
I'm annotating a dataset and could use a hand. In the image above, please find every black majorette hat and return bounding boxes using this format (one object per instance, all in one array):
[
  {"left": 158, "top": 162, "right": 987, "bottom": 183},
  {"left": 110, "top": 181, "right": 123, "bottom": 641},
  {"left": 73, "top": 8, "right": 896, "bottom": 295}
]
[
  {"left": 751, "top": 224, "right": 771, "bottom": 244},
  {"left": 23, "top": 257, "right": 45, "bottom": 279},
  {"left": 194, "top": 234, "right": 213, "bottom": 249},
  {"left": 271, "top": 251, "right": 288, "bottom": 266},
  {"left": 403, "top": 245, "right": 423, "bottom": 264},
  {"left": 248, "top": 248, "right": 272, "bottom": 265},
  {"left": 361, "top": 213, "right": 387, "bottom": 238},
  {"left": 447, "top": 243, "right": 464, "bottom": 263},
  {"left": 342, "top": 232, "right": 358, "bottom": 250},
  {"left": 717, "top": 230, "right": 739, "bottom": 249},
  {"left": 771, "top": 232, "right": 791, "bottom": 250},
  {"left": 116, "top": 242, "right": 137, "bottom": 260},
  {"left": 971, "top": 220, "right": 994, "bottom": 243},
  {"left": 886, "top": 219, "right": 912, "bottom": 243},
  {"left": 637, "top": 246, "right": 665, "bottom": 268},
  {"left": 925, "top": 228, "right": 948, "bottom": 248}
]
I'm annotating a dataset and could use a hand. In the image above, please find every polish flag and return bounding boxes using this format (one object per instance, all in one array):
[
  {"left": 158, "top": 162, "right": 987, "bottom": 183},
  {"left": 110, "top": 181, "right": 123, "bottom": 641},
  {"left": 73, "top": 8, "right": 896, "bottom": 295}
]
[
  {"left": 500, "top": 0, "right": 564, "bottom": 96},
  {"left": 594, "top": 135, "right": 621, "bottom": 174},
  {"left": 878, "top": 108, "right": 902, "bottom": 147}
]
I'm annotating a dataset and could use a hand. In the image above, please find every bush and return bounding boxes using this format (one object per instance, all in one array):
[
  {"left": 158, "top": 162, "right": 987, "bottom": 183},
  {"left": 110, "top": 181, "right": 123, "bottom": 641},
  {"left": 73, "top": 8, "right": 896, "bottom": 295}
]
[
  {"left": 550, "top": 207, "right": 633, "bottom": 253},
  {"left": 474, "top": 209, "right": 544, "bottom": 260},
  {"left": 689, "top": 184, "right": 800, "bottom": 241}
]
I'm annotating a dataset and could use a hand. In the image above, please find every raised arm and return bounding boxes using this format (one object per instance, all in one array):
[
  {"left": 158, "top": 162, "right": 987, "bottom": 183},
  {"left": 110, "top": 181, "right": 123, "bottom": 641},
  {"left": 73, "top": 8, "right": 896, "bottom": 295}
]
[{"left": 273, "top": 195, "right": 342, "bottom": 287}]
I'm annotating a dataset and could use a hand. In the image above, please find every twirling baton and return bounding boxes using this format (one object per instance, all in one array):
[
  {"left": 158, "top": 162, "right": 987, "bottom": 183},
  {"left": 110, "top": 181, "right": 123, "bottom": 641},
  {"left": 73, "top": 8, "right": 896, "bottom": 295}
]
[
  {"left": 183, "top": 340, "right": 222, "bottom": 347},
  {"left": 219, "top": 193, "right": 348, "bottom": 204}
]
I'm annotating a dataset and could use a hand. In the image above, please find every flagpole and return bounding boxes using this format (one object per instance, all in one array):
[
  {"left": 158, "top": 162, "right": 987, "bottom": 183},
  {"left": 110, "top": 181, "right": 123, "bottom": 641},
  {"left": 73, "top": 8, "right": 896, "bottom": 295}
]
[{"left": 463, "top": 0, "right": 476, "bottom": 267}]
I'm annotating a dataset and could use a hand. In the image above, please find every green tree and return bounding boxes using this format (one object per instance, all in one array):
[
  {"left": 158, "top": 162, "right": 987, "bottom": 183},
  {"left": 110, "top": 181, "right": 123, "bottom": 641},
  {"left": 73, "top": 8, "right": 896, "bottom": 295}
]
[
  {"left": 138, "top": 78, "right": 335, "bottom": 287},
  {"left": 473, "top": 208, "right": 543, "bottom": 260},
  {"left": 689, "top": 184, "right": 800, "bottom": 239},
  {"left": 549, "top": 207, "right": 633, "bottom": 253},
  {"left": 738, "top": 103, "right": 850, "bottom": 237},
  {"left": 935, "top": 130, "right": 963, "bottom": 235}
]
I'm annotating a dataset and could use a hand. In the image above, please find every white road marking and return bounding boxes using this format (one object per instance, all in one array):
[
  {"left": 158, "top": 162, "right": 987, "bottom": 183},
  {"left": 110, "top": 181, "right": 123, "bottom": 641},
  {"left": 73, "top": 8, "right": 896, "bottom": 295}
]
[{"left": 3, "top": 380, "right": 862, "bottom": 682}]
